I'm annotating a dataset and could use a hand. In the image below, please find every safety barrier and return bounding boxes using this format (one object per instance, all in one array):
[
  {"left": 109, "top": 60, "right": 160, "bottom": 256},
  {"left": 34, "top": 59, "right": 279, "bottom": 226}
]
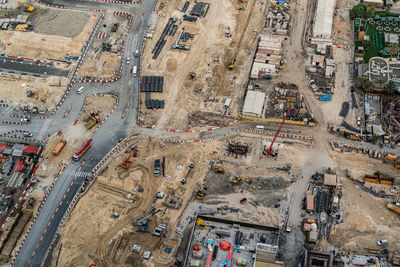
[
  {"left": 239, "top": 114, "right": 308, "bottom": 126},
  {"left": 166, "top": 120, "right": 238, "bottom": 132}
]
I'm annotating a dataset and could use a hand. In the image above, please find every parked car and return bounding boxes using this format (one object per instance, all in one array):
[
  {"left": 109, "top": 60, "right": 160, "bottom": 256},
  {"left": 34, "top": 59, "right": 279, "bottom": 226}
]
[
  {"left": 154, "top": 159, "right": 161, "bottom": 176},
  {"left": 126, "top": 57, "right": 131, "bottom": 64},
  {"left": 23, "top": 132, "right": 33, "bottom": 137}
]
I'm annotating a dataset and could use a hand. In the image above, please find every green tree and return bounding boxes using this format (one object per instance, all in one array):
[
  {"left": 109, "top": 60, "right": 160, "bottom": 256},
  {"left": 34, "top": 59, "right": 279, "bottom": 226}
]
[
  {"left": 384, "top": 80, "right": 397, "bottom": 95},
  {"left": 388, "top": 43, "right": 400, "bottom": 60},
  {"left": 366, "top": 6, "right": 376, "bottom": 18},
  {"left": 356, "top": 77, "right": 374, "bottom": 92},
  {"left": 361, "top": 39, "right": 370, "bottom": 49},
  {"left": 349, "top": 4, "right": 367, "bottom": 20}
]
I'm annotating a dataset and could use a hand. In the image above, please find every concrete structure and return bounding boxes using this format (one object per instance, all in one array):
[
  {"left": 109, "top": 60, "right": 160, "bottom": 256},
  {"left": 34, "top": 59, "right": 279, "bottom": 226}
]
[
  {"left": 243, "top": 90, "right": 266, "bottom": 117},
  {"left": 311, "top": 0, "right": 335, "bottom": 44},
  {"left": 250, "top": 62, "right": 277, "bottom": 78}
]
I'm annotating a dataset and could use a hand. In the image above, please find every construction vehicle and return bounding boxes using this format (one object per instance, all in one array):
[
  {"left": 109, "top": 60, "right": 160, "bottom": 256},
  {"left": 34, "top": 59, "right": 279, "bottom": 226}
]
[
  {"left": 52, "top": 140, "right": 67, "bottom": 155},
  {"left": 26, "top": 90, "right": 37, "bottom": 98},
  {"left": 265, "top": 107, "right": 292, "bottom": 156},
  {"left": 136, "top": 208, "right": 162, "bottom": 232},
  {"left": 85, "top": 116, "right": 100, "bottom": 129},
  {"left": 72, "top": 139, "right": 92, "bottom": 161},
  {"left": 387, "top": 203, "right": 400, "bottom": 215},
  {"left": 196, "top": 183, "right": 207, "bottom": 200},
  {"left": 121, "top": 147, "right": 137, "bottom": 168},
  {"left": 18, "top": 2, "right": 34, "bottom": 12},
  {"left": 196, "top": 218, "right": 209, "bottom": 231},
  {"left": 83, "top": 110, "right": 99, "bottom": 122},
  {"left": 385, "top": 154, "right": 397, "bottom": 161},
  {"left": 15, "top": 24, "right": 32, "bottom": 31},
  {"left": 209, "top": 162, "right": 226, "bottom": 174},
  {"left": 230, "top": 176, "right": 251, "bottom": 184},
  {"left": 350, "top": 135, "right": 361, "bottom": 141}
]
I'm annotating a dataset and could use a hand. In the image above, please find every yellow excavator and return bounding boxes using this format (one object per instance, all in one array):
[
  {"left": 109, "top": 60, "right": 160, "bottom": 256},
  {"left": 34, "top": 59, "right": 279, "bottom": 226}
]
[
  {"left": 195, "top": 183, "right": 207, "bottom": 200},
  {"left": 196, "top": 218, "right": 209, "bottom": 230},
  {"left": 230, "top": 176, "right": 251, "bottom": 184},
  {"left": 18, "top": 2, "right": 35, "bottom": 12}
]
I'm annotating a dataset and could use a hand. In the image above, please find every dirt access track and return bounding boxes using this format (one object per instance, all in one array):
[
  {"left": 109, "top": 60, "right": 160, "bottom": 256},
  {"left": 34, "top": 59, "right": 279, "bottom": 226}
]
[
  {"left": 139, "top": 0, "right": 266, "bottom": 129},
  {"left": 50, "top": 130, "right": 315, "bottom": 266}
]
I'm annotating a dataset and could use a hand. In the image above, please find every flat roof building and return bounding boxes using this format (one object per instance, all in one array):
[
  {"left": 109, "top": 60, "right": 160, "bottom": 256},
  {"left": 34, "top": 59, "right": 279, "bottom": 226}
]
[{"left": 243, "top": 91, "right": 266, "bottom": 117}]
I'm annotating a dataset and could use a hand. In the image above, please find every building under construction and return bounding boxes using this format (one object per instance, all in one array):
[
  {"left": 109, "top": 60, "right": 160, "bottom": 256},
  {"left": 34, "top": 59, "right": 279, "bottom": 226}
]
[
  {"left": 383, "top": 97, "right": 400, "bottom": 142},
  {"left": 183, "top": 215, "right": 282, "bottom": 267}
]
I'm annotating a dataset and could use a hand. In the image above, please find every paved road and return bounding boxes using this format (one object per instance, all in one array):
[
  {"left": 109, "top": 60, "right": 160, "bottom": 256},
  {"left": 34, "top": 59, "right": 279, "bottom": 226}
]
[
  {"left": 13, "top": 0, "right": 158, "bottom": 265},
  {"left": 0, "top": 57, "right": 69, "bottom": 77}
]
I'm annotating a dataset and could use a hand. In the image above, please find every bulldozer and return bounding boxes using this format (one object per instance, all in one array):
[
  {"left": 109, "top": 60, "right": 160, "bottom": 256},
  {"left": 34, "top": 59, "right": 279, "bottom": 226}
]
[
  {"left": 195, "top": 183, "right": 207, "bottom": 200},
  {"left": 18, "top": 2, "right": 34, "bottom": 12},
  {"left": 230, "top": 176, "right": 251, "bottom": 184}
]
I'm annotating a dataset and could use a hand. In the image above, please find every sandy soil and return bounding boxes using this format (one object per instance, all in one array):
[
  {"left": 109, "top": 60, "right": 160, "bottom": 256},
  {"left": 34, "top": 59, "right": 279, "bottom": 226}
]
[
  {"left": 139, "top": 0, "right": 265, "bottom": 128},
  {"left": 51, "top": 130, "right": 316, "bottom": 266},
  {"left": 0, "top": 11, "right": 98, "bottom": 60},
  {"left": 0, "top": 74, "right": 69, "bottom": 109},
  {"left": 77, "top": 12, "right": 128, "bottom": 78}
]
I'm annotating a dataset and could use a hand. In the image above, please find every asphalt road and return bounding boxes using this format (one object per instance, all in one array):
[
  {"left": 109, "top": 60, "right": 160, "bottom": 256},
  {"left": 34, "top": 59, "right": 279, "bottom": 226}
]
[
  {"left": 0, "top": 57, "right": 69, "bottom": 77},
  {"left": 12, "top": 0, "right": 158, "bottom": 265}
]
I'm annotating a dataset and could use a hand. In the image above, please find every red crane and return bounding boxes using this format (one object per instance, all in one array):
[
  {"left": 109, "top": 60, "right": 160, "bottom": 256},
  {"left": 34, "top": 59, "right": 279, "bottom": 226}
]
[
  {"left": 121, "top": 148, "right": 137, "bottom": 169},
  {"left": 266, "top": 107, "right": 292, "bottom": 154}
]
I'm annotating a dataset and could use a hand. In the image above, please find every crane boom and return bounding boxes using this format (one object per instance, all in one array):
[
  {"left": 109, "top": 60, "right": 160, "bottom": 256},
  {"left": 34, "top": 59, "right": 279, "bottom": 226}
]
[{"left": 266, "top": 107, "right": 292, "bottom": 154}]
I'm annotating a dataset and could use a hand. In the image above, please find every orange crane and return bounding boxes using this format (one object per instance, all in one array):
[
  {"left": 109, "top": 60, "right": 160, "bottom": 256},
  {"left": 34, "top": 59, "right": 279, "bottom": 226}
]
[
  {"left": 266, "top": 107, "right": 292, "bottom": 155},
  {"left": 121, "top": 148, "right": 137, "bottom": 168}
]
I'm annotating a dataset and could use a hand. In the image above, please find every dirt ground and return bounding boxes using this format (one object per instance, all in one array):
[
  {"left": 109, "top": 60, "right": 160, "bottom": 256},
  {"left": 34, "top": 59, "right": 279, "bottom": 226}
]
[
  {"left": 0, "top": 10, "right": 98, "bottom": 60},
  {"left": 51, "top": 131, "right": 315, "bottom": 267},
  {"left": 0, "top": 74, "right": 69, "bottom": 109},
  {"left": 77, "top": 12, "right": 129, "bottom": 78},
  {"left": 139, "top": 0, "right": 265, "bottom": 128}
]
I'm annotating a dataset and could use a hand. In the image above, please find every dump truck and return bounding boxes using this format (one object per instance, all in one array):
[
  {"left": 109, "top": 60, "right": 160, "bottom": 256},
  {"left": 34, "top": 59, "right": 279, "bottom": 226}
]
[
  {"left": 196, "top": 183, "right": 207, "bottom": 200},
  {"left": 85, "top": 116, "right": 100, "bottom": 129},
  {"left": 387, "top": 203, "right": 400, "bottom": 215},
  {"left": 72, "top": 139, "right": 92, "bottom": 161},
  {"left": 83, "top": 110, "right": 99, "bottom": 122},
  {"left": 52, "top": 140, "right": 67, "bottom": 155}
]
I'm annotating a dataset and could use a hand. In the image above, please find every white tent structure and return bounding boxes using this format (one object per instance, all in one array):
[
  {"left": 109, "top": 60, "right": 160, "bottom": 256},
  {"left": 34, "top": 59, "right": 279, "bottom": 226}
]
[{"left": 312, "top": 0, "right": 335, "bottom": 44}]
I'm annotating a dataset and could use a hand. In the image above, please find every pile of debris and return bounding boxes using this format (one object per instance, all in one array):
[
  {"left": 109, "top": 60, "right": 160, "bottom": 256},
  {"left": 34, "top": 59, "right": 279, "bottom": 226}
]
[{"left": 265, "top": 2, "right": 291, "bottom": 35}]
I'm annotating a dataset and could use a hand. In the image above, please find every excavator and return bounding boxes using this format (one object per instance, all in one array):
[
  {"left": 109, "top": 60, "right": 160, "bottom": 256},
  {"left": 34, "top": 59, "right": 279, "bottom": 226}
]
[
  {"left": 121, "top": 147, "right": 137, "bottom": 169},
  {"left": 230, "top": 176, "right": 251, "bottom": 184},
  {"left": 136, "top": 208, "right": 161, "bottom": 232},
  {"left": 18, "top": 2, "right": 34, "bottom": 12},
  {"left": 196, "top": 183, "right": 207, "bottom": 200},
  {"left": 211, "top": 165, "right": 226, "bottom": 174}
]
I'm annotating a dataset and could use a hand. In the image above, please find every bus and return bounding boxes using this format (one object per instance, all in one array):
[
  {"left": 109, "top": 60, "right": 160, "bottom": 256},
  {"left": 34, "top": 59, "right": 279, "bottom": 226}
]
[{"left": 132, "top": 65, "right": 137, "bottom": 77}]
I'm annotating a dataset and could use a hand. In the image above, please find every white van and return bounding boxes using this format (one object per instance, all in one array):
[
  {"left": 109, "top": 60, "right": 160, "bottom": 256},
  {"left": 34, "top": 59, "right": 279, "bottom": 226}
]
[
  {"left": 76, "top": 86, "right": 84, "bottom": 94},
  {"left": 255, "top": 125, "right": 264, "bottom": 130},
  {"left": 132, "top": 65, "right": 137, "bottom": 77}
]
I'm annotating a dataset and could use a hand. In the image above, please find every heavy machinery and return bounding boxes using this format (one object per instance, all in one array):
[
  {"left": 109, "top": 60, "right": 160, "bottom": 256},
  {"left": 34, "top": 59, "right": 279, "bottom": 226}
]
[
  {"left": 230, "top": 176, "right": 251, "bottom": 184},
  {"left": 196, "top": 183, "right": 207, "bottom": 200},
  {"left": 265, "top": 107, "right": 292, "bottom": 156},
  {"left": 121, "top": 147, "right": 137, "bottom": 168},
  {"left": 85, "top": 116, "right": 100, "bottom": 129},
  {"left": 52, "top": 140, "right": 67, "bottom": 155},
  {"left": 15, "top": 24, "right": 32, "bottom": 31},
  {"left": 136, "top": 208, "right": 162, "bottom": 232},
  {"left": 227, "top": 0, "right": 256, "bottom": 70},
  {"left": 350, "top": 135, "right": 361, "bottom": 141},
  {"left": 72, "top": 139, "right": 92, "bottom": 161},
  {"left": 83, "top": 110, "right": 100, "bottom": 122},
  {"left": 18, "top": 2, "right": 34, "bottom": 12},
  {"left": 26, "top": 90, "right": 37, "bottom": 98},
  {"left": 211, "top": 165, "right": 226, "bottom": 174},
  {"left": 387, "top": 203, "right": 400, "bottom": 215}
]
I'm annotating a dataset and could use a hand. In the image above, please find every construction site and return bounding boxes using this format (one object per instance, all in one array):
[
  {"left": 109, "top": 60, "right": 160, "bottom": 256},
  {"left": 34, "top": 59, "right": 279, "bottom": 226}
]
[
  {"left": 0, "top": 3, "right": 98, "bottom": 110},
  {"left": 139, "top": 0, "right": 267, "bottom": 128}
]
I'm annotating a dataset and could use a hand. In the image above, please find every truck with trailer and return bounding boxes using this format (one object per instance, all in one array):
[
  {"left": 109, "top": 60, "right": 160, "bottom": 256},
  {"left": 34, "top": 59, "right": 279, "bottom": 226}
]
[
  {"left": 85, "top": 116, "right": 100, "bottom": 129},
  {"left": 387, "top": 203, "right": 400, "bottom": 215},
  {"left": 72, "top": 139, "right": 92, "bottom": 161},
  {"left": 52, "top": 140, "right": 67, "bottom": 155}
]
